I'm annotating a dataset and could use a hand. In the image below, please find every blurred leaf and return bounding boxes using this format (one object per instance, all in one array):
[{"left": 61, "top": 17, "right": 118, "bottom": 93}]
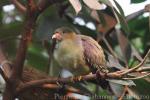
[
  {"left": 127, "top": 87, "right": 140, "bottom": 99},
  {"left": 98, "top": 11, "right": 106, "bottom": 26},
  {"left": 128, "top": 17, "right": 148, "bottom": 36},
  {"left": 83, "top": 0, "right": 104, "bottom": 10},
  {"left": 69, "top": 0, "right": 82, "bottom": 14},
  {"left": 131, "top": 46, "right": 143, "bottom": 62},
  {"left": 27, "top": 43, "right": 48, "bottom": 72},
  {"left": 116, "top": 29, "right": 132, "bottom": 64},
  {"left": 3, "top": 39, "right": 17, "bottom": 58},
  {"left": 116, "top": 29, "right": 142, "bottom": 66},
  {"left": 114, "top": 9, "right": 130, "bottom": 34},
  {"left": 75, "top": 6, "right": 95, "bottom": 22},
  {"left": 107, "top": 79, "right": 136, "bottom": 86},
  {"left": 70, "top": 83, "right": 93, "bottom": 96},
  {"left": 0, "top": 7, "right": 2, "bottom": 25},
  {"left": 109, "top": 82, "right": 124, "bottom": 97},
  {"left": 90, "top": 10, "right": 100, "bottom": 23},
  {"left": 99, "top": 0, "right": 113, "bottom": 7},
  {"left": 97, "top": 12, "right": 117, "bottom": 34},
  {"left": 35, "top": 6, "right": 72, "bottom": 41},
  {"left": 131, "top": 0, "right": 146, "bottom": 3},
  {"left": 113, "top": 0, "right": 125, "bottom": 17},
  {"left": 128, "top": 17, "right": 149, "bottom": 51},
  {"left": 0, "top": 22, "right": 23, "bottom": 38},
  {"left": 107, "top": 54, "right": 125, "bottom": 70},
  {"left": 0, "top": 0, "right": 10, "bottom": 7},
  {"left": 133, "top": 79, "right": 150, "bottom": 96}
]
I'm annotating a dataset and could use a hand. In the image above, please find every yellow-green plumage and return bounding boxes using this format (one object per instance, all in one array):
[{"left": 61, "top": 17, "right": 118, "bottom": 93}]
[{"left": 54, "top": 38, "right": 90, "bottom": 75}]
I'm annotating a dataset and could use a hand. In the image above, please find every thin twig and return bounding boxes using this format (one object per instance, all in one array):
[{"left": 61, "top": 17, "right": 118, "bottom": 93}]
[
  {"left": 3, "top": 0, "right": 38, "bottom": 99},
  {"left": 16, "top": 74, "right": 96, "bottom": 93},
  {"left": 120, "top": 49, "right": 150, "bottom": 75},
  {"left": 123, "top": 73, "right": 150, "bottom": 80},
  {"left": 16, "top": 48, "right": 150, "bottom": 93},
  {"left": 12, "top": 0, "right": 36, "bottom": 79},
  {"left": 11, "top": 0, "right": 27, "bottom": 13},
  {"left": 136, "top": 66, "right": 150, "bottom": 72},
  {"left": 118, "top": 86, "right": 128, "bottom": 100},
  {"left": 2, "top": 0, "right": 64, "bottom": 99},
  {"left": 42, "top": 84, "right": 90, "bottom": 96}
]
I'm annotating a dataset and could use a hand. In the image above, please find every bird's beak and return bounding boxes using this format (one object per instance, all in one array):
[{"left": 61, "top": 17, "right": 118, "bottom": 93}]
[{"left": 52, "top": 32, "right": 62, "bottom": 40}]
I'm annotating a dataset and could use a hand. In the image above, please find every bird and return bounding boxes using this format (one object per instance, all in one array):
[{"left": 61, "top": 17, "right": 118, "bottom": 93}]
[
  {"left": 51, "top": 27, "right": 135, "bottom": 90},
  {"left": 51, "top": 27, "right": 108, "bottom": 76}
]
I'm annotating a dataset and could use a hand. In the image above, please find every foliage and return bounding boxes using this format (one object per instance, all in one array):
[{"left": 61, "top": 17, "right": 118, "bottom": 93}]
[{"left": 0, "top": 0, "right": 150, "bottom": 99}]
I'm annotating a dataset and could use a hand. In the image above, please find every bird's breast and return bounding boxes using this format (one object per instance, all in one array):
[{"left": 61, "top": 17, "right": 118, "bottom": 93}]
[{"left": 53, "top": 39, "right": 90, "bottom": 75}]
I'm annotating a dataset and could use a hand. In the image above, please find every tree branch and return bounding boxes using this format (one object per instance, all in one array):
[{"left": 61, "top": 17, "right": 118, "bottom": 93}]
[
  {"left": 11, "top": 0, "right": 27, "bottom": 13},
  {"left": 136, "top": 66, "right": 150, "bottom": 72},
  {"left": 16, "top": 74, "right": 96, "bottom": 93},
  {"left": 15, "top": 49, "right": 150, "bottom": 93},
  {"left": 126, "top": 9, "right": 144, "bottom": 21},
  {"left": 42, "top": 84, "right": 90, "bottom": 96},
  {"left": 118, "top": 86, "right": 128, "bottom": 100},
  {"left": 120, "top": 49, "right": 150, "bottom": 75},
  {"left": 123, "top": 73, "right": 150, "bottom": 80},
  {"left": 2, "top": 0, "right": 64, "bottom": 99},
  {"left": 11, "top": 0, "right": 37, "bottom": 80},
  {"left": 1, "top": 0, "right": 149, "bottom": 99}
]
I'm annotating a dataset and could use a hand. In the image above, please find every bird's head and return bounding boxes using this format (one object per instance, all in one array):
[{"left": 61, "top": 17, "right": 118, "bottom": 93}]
[{"left": 52, "top": 27, "right": 76, "bottom": 42}]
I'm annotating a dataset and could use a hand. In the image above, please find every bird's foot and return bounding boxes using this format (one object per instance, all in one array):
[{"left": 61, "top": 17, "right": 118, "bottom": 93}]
[
  {"left": 57, "top": 82, "right": 66, "bottom": 92},
  {"left": 56, "top": 80, "right": 66, "bottom": 93},
  {"left": 56, "top": 81, "right": 65, "bottom": 88},
  {"left": 96, "top": 70, "right": 107, "bottom": 80},
  {"left": 56, "top": 72, "right": 65, "bottom": 88}
]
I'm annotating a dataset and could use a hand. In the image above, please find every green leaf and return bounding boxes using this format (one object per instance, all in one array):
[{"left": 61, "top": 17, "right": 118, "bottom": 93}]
[
  {"left": 109, "top": 82, "right": 124, "bottom": 97},
  {"left": 133, "top": 79, "right": 150, "bottom": 96},
  {"left": 113, "top": 0, "right": 125, "bottom": 17},
  {"left": 98, "top": 11, "right": 107, "bottom": 26},
  {"left": 3, "top": 39, "right": 17, "bottom": 58},
  {"left": 35, "top": 6, "right": 72, "bottom": 41},
  {"left": 128, "top": 17, "right": 149, "bottom": 51},
  {"left": 0, "top": 0, "right": 10, "bottom": 7},
  {"left": 114, "top": 8, "right": 130, "bottom": 35},
  {"left": 131, "top": 0, "right": 146, "bottom": 3},
  {"left": 0, "top": 22, "right": 23, "bottom": 38},
  {"left": 27, "top": 43, "right": 48, "bottom": 72},
  {"left": 107, "top": 79, "right": 136, "bottom": 86},
  {"left": 0, "top": 7, "right": 2, "bottom": 25}
]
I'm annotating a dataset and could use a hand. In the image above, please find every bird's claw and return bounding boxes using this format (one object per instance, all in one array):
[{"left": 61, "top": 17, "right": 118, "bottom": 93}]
[
  {"left": 96, "top": 70, "right": 107, "bottom": 80},
  {"left": 56, "top": 81, "right": 63, "bottom": 88},
  {"left": 56, "top": 72, "right": 65, "bottom": 88}
]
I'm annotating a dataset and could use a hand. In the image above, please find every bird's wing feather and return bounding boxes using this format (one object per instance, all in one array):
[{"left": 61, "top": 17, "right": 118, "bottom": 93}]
[{"left": 79, "top": 35, "right": 108, "bottom": 73}]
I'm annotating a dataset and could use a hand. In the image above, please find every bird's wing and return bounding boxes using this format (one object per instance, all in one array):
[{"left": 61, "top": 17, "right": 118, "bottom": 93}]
[{"left": 79, "top": 35, "right": 108, "bottom": 73}]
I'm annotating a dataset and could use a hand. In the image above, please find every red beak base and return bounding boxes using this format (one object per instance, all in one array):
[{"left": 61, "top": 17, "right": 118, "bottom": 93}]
[{"left": 52, "top": 32, "right": 62, "bottom": 40}]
